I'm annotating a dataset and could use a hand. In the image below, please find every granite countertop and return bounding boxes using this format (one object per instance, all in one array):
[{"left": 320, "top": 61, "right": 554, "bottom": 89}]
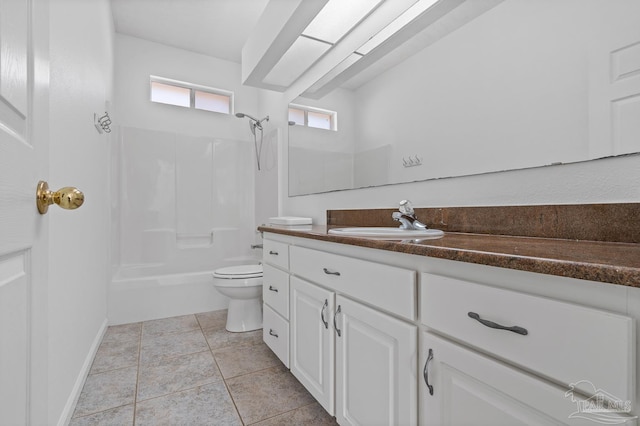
[{"left": 257, "top": 224, "right": 640, "bottom": 288}]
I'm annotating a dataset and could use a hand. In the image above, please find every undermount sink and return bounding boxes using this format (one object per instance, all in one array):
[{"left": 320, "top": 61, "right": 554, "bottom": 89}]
[{"left": 328, "top": 227, "right": 444, "bottom": 239}]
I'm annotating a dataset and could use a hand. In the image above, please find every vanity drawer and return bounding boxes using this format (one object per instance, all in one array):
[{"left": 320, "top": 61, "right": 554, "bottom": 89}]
[
  {"left": 263, "top": 304, "right": 289, "bottom": 368},
  {"left": 263, "top": 239, "right": 289, "bottom": 270},
  {"left": 421, "top": 273, "right": 635, "bottom": 402},
  {"left": 263, "top": 264, "right": 289, "bottom": 319},
  {"left": 290, "top": 246, "right": 416, "bottom": 320}
]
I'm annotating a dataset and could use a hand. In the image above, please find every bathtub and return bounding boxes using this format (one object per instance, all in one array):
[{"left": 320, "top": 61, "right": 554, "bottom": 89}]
[{"left": 108, "top": 261, "right": 258, "bottom": 325}]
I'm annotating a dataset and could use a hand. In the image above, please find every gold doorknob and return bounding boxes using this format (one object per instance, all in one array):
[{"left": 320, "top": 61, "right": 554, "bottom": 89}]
[{"left": 36, "top": 181, "right": 84, "bottom": 214}]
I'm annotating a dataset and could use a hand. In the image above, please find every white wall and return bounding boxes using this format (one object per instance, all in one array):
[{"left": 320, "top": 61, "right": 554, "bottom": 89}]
[
  {"left": 255, "top": 89, "right": 284, "bottom": 229},
  {"left": 114, "top": 34, "right": 260, "bottom": 137},
  {"left": 48, "top": 0, "right": 114, "bottom": 423}
]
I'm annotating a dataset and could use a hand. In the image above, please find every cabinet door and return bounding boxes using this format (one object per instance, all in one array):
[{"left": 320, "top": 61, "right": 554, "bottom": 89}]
[
  {"left": 290, "top": 277, "right": 335, "bottom": 415},
  {"left": 335, "top": 296, "right": 417, "bottom": 426},
  {"left": 420, "top": 332, "right": 637, "bottom": 426}
]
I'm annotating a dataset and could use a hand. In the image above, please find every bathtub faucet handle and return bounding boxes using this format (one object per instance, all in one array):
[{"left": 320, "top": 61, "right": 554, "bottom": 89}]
[{"left": 251, "top": 244, "right": 263, "bottom": 249}]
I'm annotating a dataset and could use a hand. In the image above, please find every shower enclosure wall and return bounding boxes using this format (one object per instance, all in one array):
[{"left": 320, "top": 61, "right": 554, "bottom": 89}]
[{"left": 109, "top": 126, "right": 257, "bottom": 324}]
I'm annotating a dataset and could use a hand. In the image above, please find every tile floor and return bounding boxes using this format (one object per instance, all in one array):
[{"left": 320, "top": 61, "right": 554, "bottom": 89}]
[{"left": 70, "top": 309, "right": 337, "bottom": 425}]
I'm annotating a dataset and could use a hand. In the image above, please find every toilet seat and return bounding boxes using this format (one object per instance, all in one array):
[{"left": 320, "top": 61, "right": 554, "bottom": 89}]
[{"left": 213, "top": 264, "right": 263, "bottom": 280}]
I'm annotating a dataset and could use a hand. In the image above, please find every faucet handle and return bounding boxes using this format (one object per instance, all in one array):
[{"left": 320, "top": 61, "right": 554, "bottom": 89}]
[{"left": 399, "top": 199, "right": 414, "bottom": 215}]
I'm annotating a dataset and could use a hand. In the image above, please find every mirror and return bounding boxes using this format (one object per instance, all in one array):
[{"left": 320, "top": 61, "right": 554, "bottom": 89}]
[{"left": 288, "top": 0, "right": 640, "bottom": 196}]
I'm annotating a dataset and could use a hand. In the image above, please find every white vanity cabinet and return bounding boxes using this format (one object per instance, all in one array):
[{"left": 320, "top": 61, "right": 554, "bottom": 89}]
[
  {"left": 287, "top": 243, "right": 418, "bottom": 426},
  {"left": 261, "top": 232, "right": 638, "bottom": 426},
  {"left": 262, "top": 239, "right": 290, "bottom": 367}
]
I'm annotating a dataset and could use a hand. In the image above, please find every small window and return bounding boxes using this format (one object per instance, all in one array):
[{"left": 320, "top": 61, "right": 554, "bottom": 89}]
[
  {"left": 151, "top": 82, "right": 190, "bottom": 107},
  {"left": 288, "top": 107, "right": 305, "bottom": 126},
  {"left": 194, "top": 90, "right": 230, "bottom": 114},
  {"left": 288, "top": 104, "right": 337, "bottom": 131},
  {"left": 150, "top": 76, "right": 233, "bottom": 115}
]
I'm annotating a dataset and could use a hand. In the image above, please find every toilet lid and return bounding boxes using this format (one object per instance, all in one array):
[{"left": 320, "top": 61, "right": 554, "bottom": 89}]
[{"left": 213, "top": 264, "right": 263, "bottom": 279}]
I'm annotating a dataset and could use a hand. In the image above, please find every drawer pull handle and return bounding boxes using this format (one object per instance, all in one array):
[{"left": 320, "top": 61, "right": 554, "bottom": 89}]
[
  {"left": 269, "top": 329, "right": 278, "bottom": 338},
  {"left": 423, "top": 348, "right": 434, "bottom": 396},
  {"left": 333, "top": 305, "right": 342, "bottom": 337},
  {"left": 269, "top": 251, "right": 279, "bottom": 255},
  {"left": 268, "top": 285, "right": 278, "bottom": 292},
  {"left": 321, "top": 299, "right": 329, "bottom": 329},
  {"left": 323, "top": 268, "right": 341, "bottom": 276},
  {"left": 468, "top": 312, "right": 528, "bottom": 336}
]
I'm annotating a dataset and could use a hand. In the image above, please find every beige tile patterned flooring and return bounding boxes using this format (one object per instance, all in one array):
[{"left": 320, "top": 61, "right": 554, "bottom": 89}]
[{"left": 70, "top": 309, "right": 338, "bottom": 425}]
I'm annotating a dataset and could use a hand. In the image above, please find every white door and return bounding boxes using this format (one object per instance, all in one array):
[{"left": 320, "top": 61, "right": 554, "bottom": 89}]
[
  {"left": 0, "top": 0, "right": 49, "bottom": 424},
  {"left": 588, "top": 1, "right": 640, "bottom": 158},
  {"left": 290, "top": 277, "right": 335, "bottom": 415},
  {"left": 335, "top": 295, "right": 417, "bottom": 426}
]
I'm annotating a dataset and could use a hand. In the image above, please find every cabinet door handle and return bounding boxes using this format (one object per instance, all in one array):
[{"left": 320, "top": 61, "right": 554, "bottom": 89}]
[
  {"left": 269, "top": 329, "right": 278, "bottom": 338},
  {"left": 269, "top": 250, "right": 279, "bottom": 255},
  {"left": 320, "top": 299, "right": 329, "bottom": 329},
  {"left": 423, "top": 348, "right": 434, "bottom": 396},
  {"left": 268, "top": 285, "right": 278, "bottom": 292},
  {"left": 333, "top": 305, "right": 342, "bottom": 337},
  {"left": 323, "top": 268, "right": 341, "bottom": 276},
  {"left": 468, "top": 312, "right": 528, "bottom": 336}
]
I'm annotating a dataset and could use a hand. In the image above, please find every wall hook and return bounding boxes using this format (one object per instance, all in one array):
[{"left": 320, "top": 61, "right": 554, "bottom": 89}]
[
  {"left": 94, "top": 112, "right": 112, "bottom": 134},
  {"left": 403, "top": 154, "right": 423, "bottom": 168}
]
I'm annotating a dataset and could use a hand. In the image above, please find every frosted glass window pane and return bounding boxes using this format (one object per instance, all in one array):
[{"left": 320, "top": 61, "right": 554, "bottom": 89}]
[
  {"left": 150, "top": 82, "right": 190, "bottom": 107},
  {"left": 289, "top": 108, "right": 305, "bottom": 125},
  {"left": 195, "top": 90, "right": 230, "bottom": 114},
  {"left": 308, "top": 111, "right": 332, "bottom": 130}
]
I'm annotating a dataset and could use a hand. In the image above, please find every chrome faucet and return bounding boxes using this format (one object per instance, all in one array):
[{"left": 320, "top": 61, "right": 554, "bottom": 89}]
[{"left": 392, "top": 200, "right": 428, "bottom": 230}]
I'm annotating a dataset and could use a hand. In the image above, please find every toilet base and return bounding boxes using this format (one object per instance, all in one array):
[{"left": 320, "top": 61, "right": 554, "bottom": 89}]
[{"left": 226, "top": 298, "right": 263, "bottom": 332}]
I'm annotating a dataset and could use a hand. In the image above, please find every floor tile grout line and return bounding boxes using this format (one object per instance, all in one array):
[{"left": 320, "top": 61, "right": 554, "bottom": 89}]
[
  {"left": 132, "top": 377, "right": 227, "bottom": 405},
  {"left": 80, "top": 363, "right": 138, "bottom": 378},
  {"left": 244, "top": 401, "right": 324, "bottom": 426},
  {"left": 215, "top": 356, "right": 247, "bottom": 426},
  {"left": 132, "top": 322, "right": 143, "bottom": 425},
  {"left": 218, "top": 362, "right": 284, "bottom": 382},
  {"left": 200, "top": 316, "right": 247, "bottom": 426},
  {"left": 69, "top": 402, "right": 134, "bottom": 421}
]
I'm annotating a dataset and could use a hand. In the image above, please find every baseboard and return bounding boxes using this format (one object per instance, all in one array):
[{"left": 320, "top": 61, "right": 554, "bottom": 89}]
[{"left": 57, "top": 318, "right": 108, "bottom": 426}]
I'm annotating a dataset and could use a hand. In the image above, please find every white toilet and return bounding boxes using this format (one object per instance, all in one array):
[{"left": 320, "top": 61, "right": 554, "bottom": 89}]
[{"left": 213, "top": 264, "right": 263, "bottom": 332}]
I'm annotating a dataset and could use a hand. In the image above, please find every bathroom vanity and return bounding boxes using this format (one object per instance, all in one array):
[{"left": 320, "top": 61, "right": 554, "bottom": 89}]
[{"left": 259, "top": 205, "right": 640, "bottom": 426}]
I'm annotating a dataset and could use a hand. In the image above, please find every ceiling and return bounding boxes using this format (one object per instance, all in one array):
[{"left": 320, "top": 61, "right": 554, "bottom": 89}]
[{"left": 110, "top": 0, "right": 270, "bottom": 63}]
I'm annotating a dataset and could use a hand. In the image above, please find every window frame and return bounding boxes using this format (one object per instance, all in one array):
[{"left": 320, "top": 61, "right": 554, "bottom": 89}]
[
  {"left": 149, "top": 75, "right": 234, "bottom": 115},
  {"left": 289, "top": 103, "right": 337, "bottom": 131}
]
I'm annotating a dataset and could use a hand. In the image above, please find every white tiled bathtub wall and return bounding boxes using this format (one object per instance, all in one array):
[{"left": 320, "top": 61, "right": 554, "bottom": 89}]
[{"left": 110, "top": 127, "right": 257, "bottom": 324}]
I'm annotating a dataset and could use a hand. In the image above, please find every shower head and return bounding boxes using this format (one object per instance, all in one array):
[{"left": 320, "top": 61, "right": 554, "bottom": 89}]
[
  {"left": 235, "top": 112, "right": 269, "bottom": 132},
  {"left": 235, "top": 112, "right": 259, "bottom": 121},
  {"left": 235, "top": 112, "right": 270, "bottom": 171}
]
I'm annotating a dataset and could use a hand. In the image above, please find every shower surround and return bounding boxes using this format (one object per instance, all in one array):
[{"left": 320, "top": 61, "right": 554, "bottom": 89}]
[{"left": 110, "top": 126, "right": 257, "bottom": 324}]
